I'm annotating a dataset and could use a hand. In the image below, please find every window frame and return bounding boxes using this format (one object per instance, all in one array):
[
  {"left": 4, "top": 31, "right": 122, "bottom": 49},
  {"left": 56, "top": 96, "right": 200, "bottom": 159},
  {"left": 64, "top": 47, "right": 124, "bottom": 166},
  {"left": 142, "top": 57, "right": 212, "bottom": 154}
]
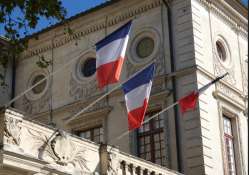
[
  {"left": 83, "top": 58, "right": 96, "bottom": 77},
  {"left": 223, "top": 115, "right": 237, "bottom": 175},
  {"left": 216, "top": 42, "right": 224, "bottom": 62},
  {"left": 78, "top": 125, "right": 103, "bottom": 144},
  {"left": 136, "top": 37, "right": 154, "bottom": 58},
  {"left": 32, "top": 75, "right": 47, "bottom": 94},
  {"left": 137, "top": 111, "right": 166, "bottom": 166}
]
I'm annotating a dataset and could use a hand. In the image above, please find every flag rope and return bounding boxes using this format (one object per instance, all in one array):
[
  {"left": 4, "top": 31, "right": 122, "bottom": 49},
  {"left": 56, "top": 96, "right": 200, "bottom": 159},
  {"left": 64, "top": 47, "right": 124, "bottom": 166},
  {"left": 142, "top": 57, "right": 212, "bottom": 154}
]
[
  {"left": 108, "top": 72, "right": 229, "bottom": 145},
  {"left": 4, "top": 16, "right": 139, "bottom": 108},
  {"left": 4, "top": 46, "right": 95, "bottom": 108},
  {"left": 108, "top": 101, "right": 179, "bottom": 145},
  {"left": 56, "top": 58, "right": 158, "bottom": 131},
  {"left": 36, "top": 58, "right": 158, "bottom": 145}
]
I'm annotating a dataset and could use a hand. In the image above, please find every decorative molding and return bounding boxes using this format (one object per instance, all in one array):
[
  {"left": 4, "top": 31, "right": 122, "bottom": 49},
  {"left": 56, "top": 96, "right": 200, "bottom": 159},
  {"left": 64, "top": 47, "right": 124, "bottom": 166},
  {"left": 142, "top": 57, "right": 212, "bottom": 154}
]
[
  {"left": 216, "top": 83, "right": 244, "bottom": 106},
  {"left": 217, "top": 101, "right": 246, "bottom": 175},
  {"left": 126, "top": 44, "right": 165, "bottom": 78},
  {"left": 34, "top": 117, "right": 50, "bottom": 125},
  {"left": 162, "top": 100, "right": 170, "bottom": 169},
  {"left": 70, "top": 74, "right": 100, "bottom": 102},
  {"left": 18, "top": 0, "right": 163, "bottom": 62},
  {"left": 4, "top": 116, "right": 22, "bottom": 146},
  {"left": 26, "top": 130, "right": 91, "bottom": 171},
  {"left": 212, "top": 44, "right": 236, "bottom": 85},
  {"left": 69, "top": 99, "right": 106, "bottom": 118},
  {"left": 151, "top": 82, "right": 164, "bottom": 94},
  {"left": 108, "top": 152, "right": 120, "bottom": 175},
  {"left": 23, "top": 84, "right": 52, "bottom": 115},
  {"left": 103, "top": 116, "right": 108, "bottom": 144},
  {"left": 70, "top": 116, "right": 108, "bottom": 144},
  {"left": 128, "top": 132, "right": 133, "bottom": 155},
  {"left": 194, "top": 0, "right": 248, "bottom": 41}
]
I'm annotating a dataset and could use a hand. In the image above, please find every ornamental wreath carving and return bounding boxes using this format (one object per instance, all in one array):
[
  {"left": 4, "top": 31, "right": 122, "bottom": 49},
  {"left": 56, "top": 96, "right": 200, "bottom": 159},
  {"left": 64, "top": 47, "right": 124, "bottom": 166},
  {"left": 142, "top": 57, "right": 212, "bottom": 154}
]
[
  {"left": 4, "top": 116, "right": 22, "bottom": 146},
  {"left": 23, "top": 85, "right": 52, "bottom": 115},
  {"left": 108, "top": 152, "right": 120, "bottom": 175},
  {"left": 70, "top": 74, "right": 101, "bottom": 102},
  {"left": 126, "top": 44, "right": 165, "bottom": 78},
  {"left": 26, "top": 130, "right": 90, "bottom": 171},
  {"left": 212, "top": 45, "right": 236, "bottom": 85}
]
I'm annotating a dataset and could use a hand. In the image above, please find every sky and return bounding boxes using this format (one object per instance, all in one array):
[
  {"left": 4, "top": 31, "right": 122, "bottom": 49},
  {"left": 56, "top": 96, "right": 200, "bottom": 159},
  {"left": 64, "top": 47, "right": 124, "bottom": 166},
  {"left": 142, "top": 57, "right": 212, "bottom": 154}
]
[{"left": 0, "top": 0, "right": 248, "bottom": 38}]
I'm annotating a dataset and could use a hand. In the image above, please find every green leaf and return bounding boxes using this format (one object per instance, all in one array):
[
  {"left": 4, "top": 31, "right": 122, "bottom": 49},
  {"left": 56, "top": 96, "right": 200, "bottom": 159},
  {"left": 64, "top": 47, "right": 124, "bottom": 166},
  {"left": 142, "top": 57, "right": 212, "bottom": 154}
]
[
  {"left": 41, "top": 55, "right": 45, "bottom": 61},
  {"left": 0, "top": 74, "right": 4, "bottom": 80},
  {"left": 1, "top": 82, "right": 5, "bottom": 86}
]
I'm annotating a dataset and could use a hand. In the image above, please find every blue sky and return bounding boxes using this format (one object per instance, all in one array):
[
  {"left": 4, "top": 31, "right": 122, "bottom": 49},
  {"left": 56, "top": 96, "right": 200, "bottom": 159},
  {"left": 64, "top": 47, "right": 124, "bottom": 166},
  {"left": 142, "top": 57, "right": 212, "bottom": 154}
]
[{"left": 0, "top": 0, "right": 248, "bottom": 38}]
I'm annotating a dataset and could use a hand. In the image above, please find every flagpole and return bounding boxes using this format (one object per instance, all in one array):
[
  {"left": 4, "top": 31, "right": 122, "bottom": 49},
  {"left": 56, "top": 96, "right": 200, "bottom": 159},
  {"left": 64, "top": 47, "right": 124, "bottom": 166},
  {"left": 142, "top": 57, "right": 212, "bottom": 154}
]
[
  {"left": 108, "top": 72, "right": 230, "bottom": 145},
  {"left": 4, "top": 16, "right": 140, "bottom": 109},
  {"left": 56, "top": 58, "right": 158, "bottom": 131},
  {"left": 109, "top": 101, "right": 179, "bottom": 144},
  {"left": 4, "top": 46, "right": 96, "bottom": 108}
]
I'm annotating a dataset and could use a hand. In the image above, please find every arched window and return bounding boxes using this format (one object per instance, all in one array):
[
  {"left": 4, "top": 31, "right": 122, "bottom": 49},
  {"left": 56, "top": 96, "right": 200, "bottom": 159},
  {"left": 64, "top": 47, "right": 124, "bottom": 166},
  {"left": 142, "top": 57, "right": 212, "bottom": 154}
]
[{"left": 83, "top": 58, "right": 96, "bottom": 77}]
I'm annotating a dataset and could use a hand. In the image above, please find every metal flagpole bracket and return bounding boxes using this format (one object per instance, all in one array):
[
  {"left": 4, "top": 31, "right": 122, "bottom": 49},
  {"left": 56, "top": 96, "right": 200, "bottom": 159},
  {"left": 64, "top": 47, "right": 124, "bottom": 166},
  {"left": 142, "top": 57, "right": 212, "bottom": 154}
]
[{"left": 132, "top": 15, "right": 139, "bottom": 21}]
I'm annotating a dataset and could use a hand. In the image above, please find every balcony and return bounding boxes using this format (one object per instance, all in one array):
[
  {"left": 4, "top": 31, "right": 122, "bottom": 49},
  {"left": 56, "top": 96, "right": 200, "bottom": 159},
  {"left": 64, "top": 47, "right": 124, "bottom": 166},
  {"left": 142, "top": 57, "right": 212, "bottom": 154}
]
[{"left": 0, "top": 107, "right": 182, "bottom": 175}]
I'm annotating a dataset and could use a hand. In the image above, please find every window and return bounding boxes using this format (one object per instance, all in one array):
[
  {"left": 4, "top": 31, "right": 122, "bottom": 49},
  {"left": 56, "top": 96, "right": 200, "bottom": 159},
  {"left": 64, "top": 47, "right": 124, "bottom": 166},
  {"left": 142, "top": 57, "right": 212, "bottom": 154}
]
[
  {"left": 32, "top": 75, "right": 46, "bottom": 94},
  {"left": 223, "top": 116, "right": 236, "bottom": 175},
  {"left": 78, "top": 126, "right": 103, "bottom": 144},
  {"left": 136, "top": 37, "right": 154, "bottom": 58},
  {"left": 216, "top": 42, "right": 225, "bottom": 62},
  {"left": 137, "top": 111, "right": 166, "bottom": 166},
  {"left": 83, "top": 58, "right": 96, "bottom": 77}
]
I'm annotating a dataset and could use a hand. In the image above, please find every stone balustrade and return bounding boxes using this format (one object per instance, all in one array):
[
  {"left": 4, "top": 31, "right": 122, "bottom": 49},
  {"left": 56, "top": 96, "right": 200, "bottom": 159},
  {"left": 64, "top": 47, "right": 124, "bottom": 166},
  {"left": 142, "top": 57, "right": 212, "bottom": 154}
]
[
  {"left": 0, "top": 107, "right": 182, "bottom": 175},
  {"left": 101, "top": 145, "right": 182, "bottom": 175}
]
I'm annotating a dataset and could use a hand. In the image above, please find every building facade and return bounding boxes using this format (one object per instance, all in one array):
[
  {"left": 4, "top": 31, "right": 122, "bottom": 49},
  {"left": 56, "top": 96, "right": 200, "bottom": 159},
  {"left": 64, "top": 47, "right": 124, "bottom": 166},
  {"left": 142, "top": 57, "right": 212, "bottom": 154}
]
[{"left": 0, "top": 0, "right": 248, "bottom": 174}]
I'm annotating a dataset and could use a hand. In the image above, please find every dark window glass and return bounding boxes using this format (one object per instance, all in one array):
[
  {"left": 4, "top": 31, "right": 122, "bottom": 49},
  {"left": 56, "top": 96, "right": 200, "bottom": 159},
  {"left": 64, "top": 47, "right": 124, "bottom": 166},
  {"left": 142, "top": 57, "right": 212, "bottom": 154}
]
[
  {"left": 83, "top": 58, "right": 96, "bottom": 77},
  {"left": 78, "top": 126, "right": 103, "bottom": 144},
  {"left": 223, "top": 116, "right": 236, "bottom": 175},
  {"left": 137, "top": 111, "right": 166, "bottom": 166},
  {"left": 32, "top": 75, "right": 46, "bottom": 94},
  {"left": 216, "top": 43, "right": 224, "bottom": 62},
  {"left": 136, "top": 37, "right": 154, "bottom": 58}
]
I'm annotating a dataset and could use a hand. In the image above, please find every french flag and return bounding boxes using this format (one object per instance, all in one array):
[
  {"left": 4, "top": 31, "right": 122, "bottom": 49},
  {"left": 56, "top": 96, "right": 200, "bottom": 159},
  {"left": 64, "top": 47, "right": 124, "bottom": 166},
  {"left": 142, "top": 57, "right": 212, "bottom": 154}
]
[
  {"left": 122, "top": 63, "right": 155, "bottom": 131},
  {"left": 95, "top": 20, "right": 132, "bottom": 90},
  {"left": 179, "top": 74, "right": 228, "bottom": 115}
]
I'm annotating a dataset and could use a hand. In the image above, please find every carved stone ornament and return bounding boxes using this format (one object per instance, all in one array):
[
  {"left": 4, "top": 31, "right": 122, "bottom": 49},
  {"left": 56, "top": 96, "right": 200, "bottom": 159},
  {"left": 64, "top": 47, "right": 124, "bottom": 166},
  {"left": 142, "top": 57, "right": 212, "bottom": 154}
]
[
  {"left": 217, "top": 101, "right": 246, "bottom": 175},
  {"left": 241, "top": 70, "right": 248, "bottom": 95},
  {"left": 35, "top": 117, "right": 50, "bottom": 124},
  {"left": 126, "top": 44, "right": 164, "bottom": 78},
  {"left": 23, "top": 85, "right": 52, "bottom": 115},
  {"left": 4, "top": 116, "right": 22, "bottom": 146},
  {"left": 69, "top": 99, "right": 106, "bottom": 118},
  {"left": 216, "top": 83, "right": 244, "bottom": 106},
  {"left": 26, "top": 130, "right": 90, "bottom": 171},
  {"left": 70, "top": 74, "right": 101, "bottom": 102},
  {"left": 212, "top": 44, "right": 236, "bottom": 85},
  {"left": 151, "top": 82, "right": 164, "bottom": 93},
  {"left": 108, "top": 152, "right": 120, "bottom": 175}
]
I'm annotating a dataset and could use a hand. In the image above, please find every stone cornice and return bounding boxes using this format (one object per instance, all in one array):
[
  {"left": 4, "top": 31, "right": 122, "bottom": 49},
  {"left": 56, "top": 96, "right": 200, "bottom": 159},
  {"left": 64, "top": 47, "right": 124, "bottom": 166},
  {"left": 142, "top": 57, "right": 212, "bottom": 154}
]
[
  {"left": 18, "top": 0, "right": 163, "bottom": 63},
  {"left": 213, "top": 90, "right": 246, "bottom": 110},
  {"left": 194, "top": 0, "right": 248, "bottom": 41}
]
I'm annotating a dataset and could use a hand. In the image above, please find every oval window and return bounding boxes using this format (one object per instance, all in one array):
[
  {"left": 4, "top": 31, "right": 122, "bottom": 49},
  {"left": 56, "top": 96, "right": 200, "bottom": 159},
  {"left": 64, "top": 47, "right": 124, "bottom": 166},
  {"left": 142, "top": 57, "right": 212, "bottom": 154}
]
[
  {"left": 32, "top": 75, "right": 46, "bottom": 94},
  {"left": 216, "top": 42, "right": 226, "bottom": 62},
  {"left": 83, "top": 58, "right": 96, "bottom": 77},
  {"left": 136, "top": 37, "right": 154, "bottom": 58}
]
